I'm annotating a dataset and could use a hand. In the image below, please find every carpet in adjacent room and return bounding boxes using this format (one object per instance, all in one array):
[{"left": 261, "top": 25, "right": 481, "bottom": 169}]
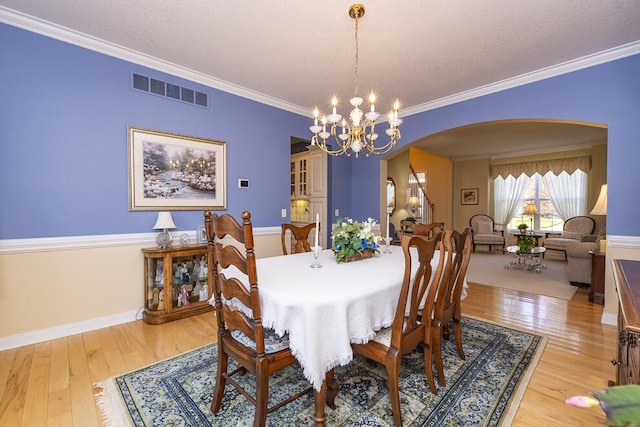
[{"left": 466, "top": 251, "right": 578, "bottom": 300}]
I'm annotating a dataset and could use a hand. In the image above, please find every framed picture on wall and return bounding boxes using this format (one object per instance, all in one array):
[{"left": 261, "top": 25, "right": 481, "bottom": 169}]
[
  {"left": 128, "top": 127, "right": 226, "bottom": 211},
  {"left": 461, "top": 188, "right": 479, "bottom": 205}
]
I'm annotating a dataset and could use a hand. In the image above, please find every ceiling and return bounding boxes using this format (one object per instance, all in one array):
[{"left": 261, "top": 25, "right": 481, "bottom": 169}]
[{"left": 1, "top": 1, "right": 636, "bottom": 158}]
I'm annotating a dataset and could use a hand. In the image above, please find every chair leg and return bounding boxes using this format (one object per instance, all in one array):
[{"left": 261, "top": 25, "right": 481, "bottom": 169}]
[
  {"left": 432, "top": 323, "right": 445, "bottom": 387},
  {"left": 453, "top": 316, "right": 465, "bottom": 360},
  {"left": 385, "top": 354, "right": 403, "bottom": 427},
  {"left": 422, "top": 341, "right": 437, "bottom": 394},
  {"left": 254, "top": 362, "right": 269, "bottom": 427},
  {"left": 211, "top": 347, "right": 229, "bottom": 413}
]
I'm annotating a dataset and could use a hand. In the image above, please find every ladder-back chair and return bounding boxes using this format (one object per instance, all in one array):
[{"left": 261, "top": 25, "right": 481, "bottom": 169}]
[{"left": 204, "top": 210, "right": 311, "bottom": 426}]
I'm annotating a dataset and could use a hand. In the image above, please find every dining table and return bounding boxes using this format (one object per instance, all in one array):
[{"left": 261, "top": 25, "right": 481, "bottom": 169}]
[{"left": 219, "top": 243, "right": 465, "bottom": 426}]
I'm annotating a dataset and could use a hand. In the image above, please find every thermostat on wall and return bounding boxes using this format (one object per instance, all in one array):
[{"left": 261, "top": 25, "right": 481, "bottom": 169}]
[{"left": 238, "top": 178, "right": 249, "bottom": 188}]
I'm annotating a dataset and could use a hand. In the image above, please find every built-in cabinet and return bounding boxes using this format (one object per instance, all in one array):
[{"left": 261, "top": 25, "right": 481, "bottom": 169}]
[
  {"left": 290, "top": 146, "right": 328, "bottom": 248},
  {"left": 309, "top": 148, "right": 327, "bottom": 198},
  {"left": 290, "top": 152, "right": 309, "bottom": 198}
]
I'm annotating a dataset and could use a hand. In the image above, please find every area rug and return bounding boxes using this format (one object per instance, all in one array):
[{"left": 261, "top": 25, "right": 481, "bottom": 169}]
[
  {"left": 466, "top": 252, "right": 578, "bottom": 300},
  {"left": 95, "top": 317, "right": 546, "bottom": 426}
]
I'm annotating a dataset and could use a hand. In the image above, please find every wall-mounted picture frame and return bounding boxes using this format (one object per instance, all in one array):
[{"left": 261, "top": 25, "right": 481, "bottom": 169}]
[
  {"left": 461, "top": 188, "right": 479, "bottom": 205},
  {"left": 128, "top": 127, "right": 226, "bottom": 211}
]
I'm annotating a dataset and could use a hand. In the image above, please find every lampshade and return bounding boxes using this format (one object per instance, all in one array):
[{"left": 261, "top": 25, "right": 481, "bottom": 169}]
[
  {"left": 590, "top": 184, "right": 607, "bottom": 215},
  {"left": 153, "top": 211, "right": 177, "bottom": 230},
  {"left": 523, "top": 203, "right": 538, "bottom": 216},
  {"left": 407, "top": 196, "right": 420, "bottom": 208}
]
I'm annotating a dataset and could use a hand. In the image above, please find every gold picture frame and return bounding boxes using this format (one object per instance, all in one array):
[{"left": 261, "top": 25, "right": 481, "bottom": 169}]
[
  {"left": 128, "top": 127, "right": 226, "bottom": 211},
  {"left": 461, "top": 188, "right": 479, "bottom": 205}
]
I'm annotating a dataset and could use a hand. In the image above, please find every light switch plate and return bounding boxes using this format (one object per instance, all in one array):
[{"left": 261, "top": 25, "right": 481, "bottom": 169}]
[
  {"left": 281, "top": 209, "right": 287, "bottom": 218},
  {"left": 335, "top": 209, "right": 340, "bottom": 216}
]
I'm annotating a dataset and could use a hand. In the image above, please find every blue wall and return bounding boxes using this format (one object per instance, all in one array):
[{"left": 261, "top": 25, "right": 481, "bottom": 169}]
[
  {"left": 0, "top": 24, "right": 319, "bottom": 239},
  {"left": 1, "top": 22, "right": 639, "bottom": 239},
  {"left": 351, "top": 55, "right": 640, "bottom": 237}
]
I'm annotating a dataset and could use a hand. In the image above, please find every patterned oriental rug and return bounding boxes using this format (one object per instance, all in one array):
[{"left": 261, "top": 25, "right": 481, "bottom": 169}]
[{"left": 95, "top": 317, "right": 546, "bottom": 426}]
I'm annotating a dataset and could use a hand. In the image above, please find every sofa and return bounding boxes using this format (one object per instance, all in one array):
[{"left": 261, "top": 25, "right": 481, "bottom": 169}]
[{"left": 566, "top": 241, "right": 599, "bottom": 286}]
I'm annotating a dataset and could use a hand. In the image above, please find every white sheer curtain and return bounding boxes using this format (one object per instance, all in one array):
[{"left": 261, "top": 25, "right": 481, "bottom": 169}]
[
  {"left": 493, "top": 173, "right": 529, "bottom": 229},
  {"left": 542, "top": 170, "right": 587, "bottom": 220}
]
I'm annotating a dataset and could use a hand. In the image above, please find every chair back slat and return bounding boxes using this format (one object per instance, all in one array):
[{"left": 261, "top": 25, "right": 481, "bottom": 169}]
[
  {"left": 205, "top": 210, "right": 265, "bottom": 354},
  {"left": 281, "top": 222, "right": 318, "bottom": 255},
  {"left": 435, "top": 228, "right": 471, "bottom": 321},
  {"left": 391, "top": 232, "right": 444, "bottom": 348},
  {"left": 410, "top": 222, "right": 445, "bottom": 239}
]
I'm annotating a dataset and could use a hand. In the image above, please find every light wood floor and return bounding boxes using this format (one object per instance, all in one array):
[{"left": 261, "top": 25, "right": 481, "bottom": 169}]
[{"left": 0, "top": 284, "right": 616, "bottom": 426}]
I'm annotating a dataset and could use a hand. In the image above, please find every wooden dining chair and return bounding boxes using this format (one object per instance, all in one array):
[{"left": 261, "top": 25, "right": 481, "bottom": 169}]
[
  {"left": 431, "top": 228, "right": 472, "bottom": 387},
  {"left": 280, "top": 222, "right": 319, "bottom": 255},
  {"left": 351, "top": 232, "right": 445, "bottom": 426},
  {"left": 204, "top": 210, "right": 311, "bottom": 427},
  {"left": 411, "top": 222, "right": 445, "bottom": 238}
]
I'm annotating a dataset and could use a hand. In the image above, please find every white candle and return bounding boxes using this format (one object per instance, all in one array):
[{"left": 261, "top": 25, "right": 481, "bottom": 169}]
[
  {"left": 315, "top": 213, "right": 319, "bottom": 248},
  {"left": 386, "top": 215, "right": 390, "bottom": 240}
]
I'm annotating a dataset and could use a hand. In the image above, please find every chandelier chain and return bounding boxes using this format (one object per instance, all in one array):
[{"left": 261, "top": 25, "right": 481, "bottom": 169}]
[{"left": 354, "top": 13, "right": 359, "bottom": 99}]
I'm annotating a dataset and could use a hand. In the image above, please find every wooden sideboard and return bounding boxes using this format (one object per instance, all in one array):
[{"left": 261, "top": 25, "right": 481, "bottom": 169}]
[{"left": 612, "top": 259, "right": 640, "bottom": 385}]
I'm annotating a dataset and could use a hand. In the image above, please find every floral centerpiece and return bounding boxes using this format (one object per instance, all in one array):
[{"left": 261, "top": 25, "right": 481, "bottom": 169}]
[
  {"left": 332, "top": 217, "right": 381, "bottom": 263},
  {"left": 517, "top": 235, "right": 536, "bottom": 253}
]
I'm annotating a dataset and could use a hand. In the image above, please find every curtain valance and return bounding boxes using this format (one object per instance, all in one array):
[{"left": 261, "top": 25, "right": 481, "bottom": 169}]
[{"left": 491, "top": 156, "right": 591, "bottom": 179}]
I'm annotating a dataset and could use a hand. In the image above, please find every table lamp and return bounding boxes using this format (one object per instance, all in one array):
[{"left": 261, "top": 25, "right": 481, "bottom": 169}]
[
  {"left": 590, "top": 184, "right": 607, "bottom": 252},
  {"left": 523, "top": 203, "right": 538, "bottom": 232},
  {"left": 407, "top": 195, "right": 420, "bottom": 217},
  {"left": 153, "top": 211, "right": 177, "bottom": 248}
]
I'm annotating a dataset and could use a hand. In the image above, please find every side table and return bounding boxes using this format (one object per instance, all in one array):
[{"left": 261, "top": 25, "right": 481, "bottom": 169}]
[{"left": 589, "top": 249, "right": 605, "bottom": 304}]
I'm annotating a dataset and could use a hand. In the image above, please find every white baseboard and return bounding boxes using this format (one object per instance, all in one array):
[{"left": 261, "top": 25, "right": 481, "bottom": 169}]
[
  {"left": 601, "top": 311, "right": 617, "bottom": 326},
  {"left": 0, "top": 309, "right": 140, "bottom": 351}
]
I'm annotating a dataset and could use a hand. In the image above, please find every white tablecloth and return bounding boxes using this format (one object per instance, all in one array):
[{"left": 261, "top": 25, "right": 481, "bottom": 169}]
[{"left": 215, "top": 245, "right": 464, "bottom": 391}]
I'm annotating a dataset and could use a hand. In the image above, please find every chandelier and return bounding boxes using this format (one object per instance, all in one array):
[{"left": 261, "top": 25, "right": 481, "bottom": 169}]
[{"left": 309, "top": 4, "right": 402, "bottom": 158}]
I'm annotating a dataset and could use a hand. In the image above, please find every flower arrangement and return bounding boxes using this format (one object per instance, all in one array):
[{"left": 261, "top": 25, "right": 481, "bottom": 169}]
[
  {"left": 332, "top": 217, "right": 381, "bottom": 263},
  {"left": 517, "top": 235, "right": 536, "bottom": 253},
  {"left": 566, "top": 384, "right": 640, "bottom": 426}
]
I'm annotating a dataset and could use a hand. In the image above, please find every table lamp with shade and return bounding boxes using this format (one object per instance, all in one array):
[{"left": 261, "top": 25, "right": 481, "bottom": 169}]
[
  {"left": 153, "top": 211, "right": 177, "bottom": 248},
  {"left": 523, "top": 203, "right": 538, "bottom": 232},
  {"left": 590, "top": 184, "right": 607, "bottom": 252},
  {"left": 407, "top": 195, "right": 420, "bottom": 217}
]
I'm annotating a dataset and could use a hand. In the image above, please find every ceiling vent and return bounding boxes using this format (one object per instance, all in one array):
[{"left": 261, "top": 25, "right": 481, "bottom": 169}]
[{"left": 132, "top": 73, "right": 208, "bottom": 108}]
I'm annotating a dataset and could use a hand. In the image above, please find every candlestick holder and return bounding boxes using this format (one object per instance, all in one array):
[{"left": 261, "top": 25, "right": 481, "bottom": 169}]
[
  {"left": 310, "top": 245, "right": 323, "bottom": 268},
  {"left": 383, "top": 237, "right": 392, "bottom": 254}
]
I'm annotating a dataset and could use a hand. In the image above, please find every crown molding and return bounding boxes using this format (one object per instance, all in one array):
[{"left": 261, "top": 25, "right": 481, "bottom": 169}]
[
  {"left": 0, "top": 6, "right": 309, "bottom": 117},
  {"left": 401, "top": 40, "right": 640, "bottom": 118},
  {"left": 2, "top": 6, "right": 639, "bottom": 120}
]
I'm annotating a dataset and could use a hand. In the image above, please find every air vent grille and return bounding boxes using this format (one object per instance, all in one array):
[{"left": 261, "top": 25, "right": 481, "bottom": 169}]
[{"left": 132, "top": 73, "right": 208, "bottom": 108}]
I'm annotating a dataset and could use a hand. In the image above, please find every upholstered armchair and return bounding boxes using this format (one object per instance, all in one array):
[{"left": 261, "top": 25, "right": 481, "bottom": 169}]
[
  {"left": 566, "top": 241, "right": 598, "bottom": 286},
  {"left": 469, "top": 214, "right": 505, "bottom": 253},
  {"left": 542, "top": 216, "right": 596, "bottom": 259}
]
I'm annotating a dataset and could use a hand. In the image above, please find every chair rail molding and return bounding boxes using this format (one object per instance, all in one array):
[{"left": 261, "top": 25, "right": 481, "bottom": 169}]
[{"left": 0, "top": 227, "right": 281, "bottom": 254}]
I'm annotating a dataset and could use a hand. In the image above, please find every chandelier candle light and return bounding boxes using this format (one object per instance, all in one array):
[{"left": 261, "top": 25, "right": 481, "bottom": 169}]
[{"left": 309, "top": 4, "right": 402, "bottom": 158}]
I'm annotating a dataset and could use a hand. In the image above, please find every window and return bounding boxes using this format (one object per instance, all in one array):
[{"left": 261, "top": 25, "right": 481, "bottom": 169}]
[{"left": 496, "top": 169, "right": 587, "bottom": 232}]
